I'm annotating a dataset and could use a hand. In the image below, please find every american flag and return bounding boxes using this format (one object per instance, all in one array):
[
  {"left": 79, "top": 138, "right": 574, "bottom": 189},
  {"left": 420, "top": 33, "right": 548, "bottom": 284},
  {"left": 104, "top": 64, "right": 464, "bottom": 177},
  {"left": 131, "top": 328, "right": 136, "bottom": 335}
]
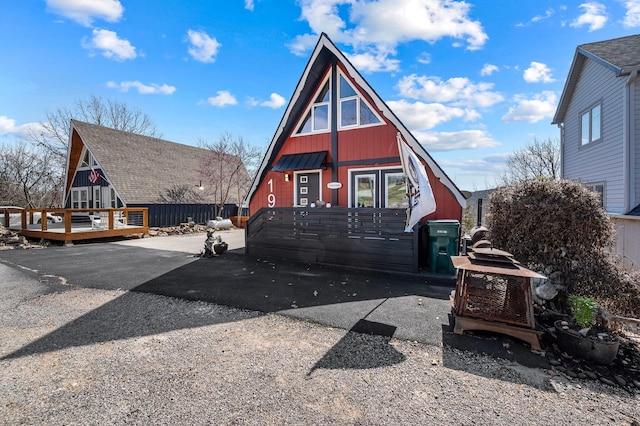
[{"left": 89, "top": 168, "right": 100, "bottom": 184}]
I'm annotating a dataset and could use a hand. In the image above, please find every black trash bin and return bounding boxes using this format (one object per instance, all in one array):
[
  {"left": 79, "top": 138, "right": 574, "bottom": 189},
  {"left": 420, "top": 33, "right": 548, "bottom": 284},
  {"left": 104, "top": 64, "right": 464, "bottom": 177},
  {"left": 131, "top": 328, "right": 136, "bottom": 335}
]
[{"left": 427, "top": 220, "right": 460, "bottom": 275}]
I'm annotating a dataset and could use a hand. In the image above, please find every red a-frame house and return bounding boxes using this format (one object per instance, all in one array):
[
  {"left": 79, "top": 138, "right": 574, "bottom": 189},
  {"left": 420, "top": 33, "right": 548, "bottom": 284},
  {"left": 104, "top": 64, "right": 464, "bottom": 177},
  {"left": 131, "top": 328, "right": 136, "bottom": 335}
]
[{"left": 245, "top": 33, "right": 466, "bottom": 272}]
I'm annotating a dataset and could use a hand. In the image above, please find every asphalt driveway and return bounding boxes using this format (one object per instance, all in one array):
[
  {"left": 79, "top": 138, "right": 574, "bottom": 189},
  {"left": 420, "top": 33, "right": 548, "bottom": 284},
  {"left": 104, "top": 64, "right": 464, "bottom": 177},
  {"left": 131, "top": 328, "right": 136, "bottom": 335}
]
[{"left": 0, "top": 230, "right": 548, "bottom": 367}]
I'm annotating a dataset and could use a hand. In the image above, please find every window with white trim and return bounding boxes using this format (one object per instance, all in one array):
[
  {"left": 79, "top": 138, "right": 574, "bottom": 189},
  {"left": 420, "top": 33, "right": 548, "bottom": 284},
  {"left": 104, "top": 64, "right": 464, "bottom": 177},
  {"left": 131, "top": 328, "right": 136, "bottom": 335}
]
[
  {"left": 71, "top": 187, "right": 89, "bottom": 209},
  {"left": 295, "top": 78, "right": 331, "bottom": 135},
  {"left": 350, "top": 168, "right": 408, "bottom": 208},
  {"left": 338, "top": 72, "right": 382, "bottom": 129},
  {"left": 294, "top": 69, "right": 383, "bottom": 136},
  {"left": 581, "top": 103, "right": 601, "bottom": 146},
  {"left": 79, "top": 148, "right": 98, "bottom": 169}
]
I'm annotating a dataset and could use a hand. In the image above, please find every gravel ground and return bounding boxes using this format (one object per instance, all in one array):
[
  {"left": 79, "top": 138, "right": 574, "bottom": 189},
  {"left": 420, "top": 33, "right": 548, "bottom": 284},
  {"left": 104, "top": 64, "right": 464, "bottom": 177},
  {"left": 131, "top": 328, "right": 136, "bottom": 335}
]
[{"left": 1, "top": 281, "right": 639, "bottom": 425}]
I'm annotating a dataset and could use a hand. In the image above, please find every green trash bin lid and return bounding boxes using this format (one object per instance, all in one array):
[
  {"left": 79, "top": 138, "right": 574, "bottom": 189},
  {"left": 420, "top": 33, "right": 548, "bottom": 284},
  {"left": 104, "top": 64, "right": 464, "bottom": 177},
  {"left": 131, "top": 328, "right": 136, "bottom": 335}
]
[{"left": 426, "top": 220, "right": 460, "bottom": 237}]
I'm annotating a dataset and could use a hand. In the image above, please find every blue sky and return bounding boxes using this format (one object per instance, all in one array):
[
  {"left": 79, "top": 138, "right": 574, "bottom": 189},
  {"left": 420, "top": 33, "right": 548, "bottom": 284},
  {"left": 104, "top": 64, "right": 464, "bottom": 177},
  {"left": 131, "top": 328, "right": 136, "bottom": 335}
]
[{"left": 1, "top": 1, "right": 639, "bottom": 191}]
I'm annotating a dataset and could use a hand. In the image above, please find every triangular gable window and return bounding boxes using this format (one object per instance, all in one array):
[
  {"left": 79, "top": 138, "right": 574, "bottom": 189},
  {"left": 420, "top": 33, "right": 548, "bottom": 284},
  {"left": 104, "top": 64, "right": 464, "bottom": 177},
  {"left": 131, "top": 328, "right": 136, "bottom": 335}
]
[
  {"left": 294, "top": 69, "right": 383, "bottom": 136},
  {"left": 295, "top": 76, "right": 331, "bottom": 135},
  {"left": 79, "top": 148, "right": 97, "bottom": 169},
  {"left": 338, "top": 72, "right": 382, "bottom": 129}
]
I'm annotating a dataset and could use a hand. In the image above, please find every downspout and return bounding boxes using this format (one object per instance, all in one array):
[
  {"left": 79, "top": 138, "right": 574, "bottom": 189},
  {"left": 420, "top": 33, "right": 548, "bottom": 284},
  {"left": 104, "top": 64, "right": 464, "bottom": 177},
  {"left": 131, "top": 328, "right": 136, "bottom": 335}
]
[
  {"left": 624, "top": 70, "right": 638, "bottom": 214},
  {"left": 558, "top": 123, "right": 565, "bottom": 179}
]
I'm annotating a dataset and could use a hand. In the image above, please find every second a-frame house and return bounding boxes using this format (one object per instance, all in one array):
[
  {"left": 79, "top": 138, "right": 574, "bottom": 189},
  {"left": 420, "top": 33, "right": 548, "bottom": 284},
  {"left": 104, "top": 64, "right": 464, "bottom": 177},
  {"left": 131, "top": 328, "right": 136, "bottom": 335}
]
[
  {"left": 63, "top": 120, "right": 249, "bottom": 226},
  {"left": 244, "top": 33, "right": 466, "bottom": 273}
]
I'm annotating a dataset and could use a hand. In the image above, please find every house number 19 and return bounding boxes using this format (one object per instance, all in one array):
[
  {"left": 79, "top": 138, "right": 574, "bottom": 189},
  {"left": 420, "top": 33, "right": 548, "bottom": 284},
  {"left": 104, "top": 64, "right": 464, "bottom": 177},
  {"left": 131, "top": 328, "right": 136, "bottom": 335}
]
[{"left": 267, "top": 178, "right": 276, "bottom": 207}]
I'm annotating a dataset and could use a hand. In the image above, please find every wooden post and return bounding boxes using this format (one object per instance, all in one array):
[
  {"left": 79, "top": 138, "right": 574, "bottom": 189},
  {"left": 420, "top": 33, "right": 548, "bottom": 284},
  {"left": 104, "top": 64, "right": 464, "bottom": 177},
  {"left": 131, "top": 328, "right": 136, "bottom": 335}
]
[
  {"left": 64, "top": 210, "right": 72, "bottom": 234},
  {"left": 41, "top": 210, "right": 48, "bottom": 231}
]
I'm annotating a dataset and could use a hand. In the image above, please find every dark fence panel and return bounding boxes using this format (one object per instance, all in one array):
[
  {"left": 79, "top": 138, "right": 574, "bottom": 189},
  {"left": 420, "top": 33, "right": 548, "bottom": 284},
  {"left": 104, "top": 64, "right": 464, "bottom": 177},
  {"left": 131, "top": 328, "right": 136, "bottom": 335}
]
[
  {"left": 130, "top": 203, "right": 239, "bottom": 227},
  {"left": 246, "top": 207, "right": 418, "bottom": 272}
]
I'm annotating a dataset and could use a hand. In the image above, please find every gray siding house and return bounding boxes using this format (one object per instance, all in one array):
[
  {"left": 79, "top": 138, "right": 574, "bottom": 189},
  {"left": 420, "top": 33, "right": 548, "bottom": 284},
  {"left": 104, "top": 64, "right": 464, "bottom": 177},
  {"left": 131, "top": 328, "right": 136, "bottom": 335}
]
[{"left": 553, "top": 34, "right": 640, "bottom": 215}]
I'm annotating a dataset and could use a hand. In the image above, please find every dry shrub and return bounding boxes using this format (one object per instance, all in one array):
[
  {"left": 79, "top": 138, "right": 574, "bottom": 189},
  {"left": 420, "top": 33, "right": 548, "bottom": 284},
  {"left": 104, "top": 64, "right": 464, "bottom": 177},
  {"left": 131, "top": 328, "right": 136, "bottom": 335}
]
[{"left": 487, "top": 178, "right": 640, "bottom": 318}]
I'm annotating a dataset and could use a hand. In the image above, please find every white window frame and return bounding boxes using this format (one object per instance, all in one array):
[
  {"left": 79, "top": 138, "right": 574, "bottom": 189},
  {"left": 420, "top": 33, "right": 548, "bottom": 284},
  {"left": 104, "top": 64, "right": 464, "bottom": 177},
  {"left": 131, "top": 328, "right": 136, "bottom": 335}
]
[
  {"left": 78, "top": 147, "right": 98, "bottom": 170},
  {"left": 337, "top": 70, "right": 384, "bottom": 130},
  {"left": 354, "top": 173, "right": 377, "bottom": 208},
  {"left": 110, "top": 187, "right": 117, "bottom": 208},
  {"left": 384, "top": 172, "right": 409, "bottom": 209},
  {"left": 93, "top": 187, "right": 101, "bottom": 208},
  {"left": 348, "top": 166, "right": 405, "bottom": 208},
  {"left": 293, "top": 74, "right": 332, "bottom": 136},
  {"left": 580, "top": 102, "right": 602, "bottom": 146},
  {"left": 71, "top": 187, "right": 89, "bottom": 209}
]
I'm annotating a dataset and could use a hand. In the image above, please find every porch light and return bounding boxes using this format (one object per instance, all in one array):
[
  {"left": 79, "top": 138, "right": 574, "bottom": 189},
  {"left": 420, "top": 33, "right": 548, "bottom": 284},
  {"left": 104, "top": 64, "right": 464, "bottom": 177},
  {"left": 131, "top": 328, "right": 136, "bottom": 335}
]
[
  {"left": 284, "top": 173, "right": 290, "bottom": 182},
  {"left": 196, "top": 181, "right": 204, "bottom": 190}
]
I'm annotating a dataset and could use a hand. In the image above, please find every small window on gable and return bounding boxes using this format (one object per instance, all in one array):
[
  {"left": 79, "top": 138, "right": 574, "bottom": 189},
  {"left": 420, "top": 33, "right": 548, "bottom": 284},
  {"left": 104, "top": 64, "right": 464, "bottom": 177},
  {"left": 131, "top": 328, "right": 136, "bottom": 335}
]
[
  {"left": 340, "top": 76, "right": 356, "bottom": 98},
  {"left": 80, "top": 149, "right": 97, "bottom": 169},
  {"left": 81, "top": 150, "right": 90, "bottom": 168},
  {"left": 338, "top": 72, "right": 382, "bottom": 129},
  {"left": 297, "top": 111, "right": 312, "bottom": 134},
  {"left": 581, "top": 102, "right": 602, "bottom": 146},
  {"left": 295, "top": 76, "right": 331, "bottom": 135},
  {"left": 316, "top": 80, "right": 330, "bottom": 103}
]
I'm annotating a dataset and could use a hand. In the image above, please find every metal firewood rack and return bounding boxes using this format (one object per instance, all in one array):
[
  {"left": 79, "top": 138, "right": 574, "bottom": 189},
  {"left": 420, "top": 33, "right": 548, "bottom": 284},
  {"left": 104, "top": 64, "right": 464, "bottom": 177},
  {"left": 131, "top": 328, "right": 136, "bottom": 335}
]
[{"left": 450, "top": 251, "right": 546, "bottom": 351}]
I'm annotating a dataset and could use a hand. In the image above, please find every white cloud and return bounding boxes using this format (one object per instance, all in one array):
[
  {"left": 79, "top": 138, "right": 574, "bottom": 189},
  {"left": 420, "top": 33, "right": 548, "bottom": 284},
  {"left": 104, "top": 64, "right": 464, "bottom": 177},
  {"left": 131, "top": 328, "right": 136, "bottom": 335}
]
[
  {"left": 396, "top": 74, "right": 504, "bottom": 108},
  {"left": 417, "top": 52, "right": 431, "bottom": 65},
  {"left": 570, "top": 2, "right": 608, "bottom": 31},
  {"left": 187, "top": 30, "right": 221, "bottom": 63},
  {"left": 347, "top": 50, "right": 401, "bottom": 73},
  {"left": 523, "top": 62, "right": 555, "bottom": 83},
  {"left": 82, "top": 28, "right": 136, "bottom": 61},
  {"left": 387, "top": 100, "right": 468, "bottom": 130},
  {"left": 45, "top": 0, "right": 123, "bottom": 26},
  {"left": 480, "top": 64, "right": 498, "bottom": 76},
  {"left": 289, "top": 0, "right": 488, "bottom": 71},
  {"left": 0, "top": 116, "right": 45, "bottom": 138},
  {"left": 206, "top": 91, "right": 237, "bottom": 107},
  {"left": 623, "top": 0, "right": 640, "bottom": 27},
  {"left": 413, "top": 129, "right": 500, "bottom": 151},
  {"left": 532, "top": 8, "right": 554, "bottom": 22},
  {"left": 245, "top": 0, "right": 255, "bottom": 11},
  {"left": 106, "top": 81, "right": 176, "bottom": 95},
  {"left": 349, "top": 0, "right": 487, "bottom": 49},
  {"left": 502, "top": 91, "right": 557, "bottom": 123},
  {"left": 260, "top": 93, "right": 286, "bottom": 108}
]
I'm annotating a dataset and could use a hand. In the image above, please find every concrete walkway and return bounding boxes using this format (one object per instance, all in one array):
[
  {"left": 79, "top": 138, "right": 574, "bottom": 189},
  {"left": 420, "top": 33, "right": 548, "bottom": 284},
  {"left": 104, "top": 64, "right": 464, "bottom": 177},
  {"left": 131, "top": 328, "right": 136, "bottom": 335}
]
[{"left": 0, "top": 229, "right": 548, "bottom": 368}]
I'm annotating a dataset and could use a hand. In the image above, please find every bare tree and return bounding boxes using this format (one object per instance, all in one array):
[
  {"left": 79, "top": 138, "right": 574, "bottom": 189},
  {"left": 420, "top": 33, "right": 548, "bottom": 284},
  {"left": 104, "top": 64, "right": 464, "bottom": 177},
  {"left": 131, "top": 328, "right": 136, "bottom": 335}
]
[
  {"left": 198, "top": 133, "right": 264, "bottom": 218},
  {"left": 29, "top": 95, "right": 161, "bottom": 165},
  {"left": 157, "top": 184, "right": 204, "bottom": 204},
  {"left": 0, "top": 141, "right": 63, "bottom": 208},
  {"left": 500, "top": 137, "right": 560, "bottom": 185}
]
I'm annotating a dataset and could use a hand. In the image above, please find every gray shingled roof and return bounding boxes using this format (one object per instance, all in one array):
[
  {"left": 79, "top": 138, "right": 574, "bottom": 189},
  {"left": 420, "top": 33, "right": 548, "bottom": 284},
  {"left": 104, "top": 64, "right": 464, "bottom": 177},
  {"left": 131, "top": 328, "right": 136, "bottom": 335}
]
[
  {"left": 71, "top": 120, "right": 244, "bottom": 204},
  {"left": 579, "top": 34, "right": 640, "bottom": 74},
  {"left": 553, "top": 33, "right": 640, "bottom": 124}
]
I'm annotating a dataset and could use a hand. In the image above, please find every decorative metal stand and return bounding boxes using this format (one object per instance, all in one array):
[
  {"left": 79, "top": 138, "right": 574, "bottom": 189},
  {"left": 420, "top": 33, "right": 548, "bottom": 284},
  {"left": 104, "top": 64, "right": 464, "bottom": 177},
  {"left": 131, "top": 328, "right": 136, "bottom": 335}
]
[{"left": 450, "top": 251, "right": 546, "bottom": 351}]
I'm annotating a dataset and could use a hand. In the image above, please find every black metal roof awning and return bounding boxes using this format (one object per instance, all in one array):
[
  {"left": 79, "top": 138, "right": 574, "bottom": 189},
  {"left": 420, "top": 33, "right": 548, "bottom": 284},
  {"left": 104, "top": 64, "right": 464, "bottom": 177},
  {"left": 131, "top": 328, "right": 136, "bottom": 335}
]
[{"left": 271, "top": 150, "right": 328, "bottom": 172}]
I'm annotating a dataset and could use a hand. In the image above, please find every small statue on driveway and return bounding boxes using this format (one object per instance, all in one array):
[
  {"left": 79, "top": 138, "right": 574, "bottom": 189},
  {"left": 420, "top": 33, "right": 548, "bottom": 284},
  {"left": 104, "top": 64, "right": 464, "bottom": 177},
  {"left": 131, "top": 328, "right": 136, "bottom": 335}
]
[{"left": 202, "top": 229, "right": 228, "bottom": 257}]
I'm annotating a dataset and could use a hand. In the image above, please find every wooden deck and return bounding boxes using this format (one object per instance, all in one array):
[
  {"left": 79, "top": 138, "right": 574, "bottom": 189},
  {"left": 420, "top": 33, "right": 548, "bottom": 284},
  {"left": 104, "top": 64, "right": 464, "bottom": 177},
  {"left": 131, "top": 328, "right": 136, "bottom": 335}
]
[{"left": 5, "top": 208, "right": 149, "bottom": 245}]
